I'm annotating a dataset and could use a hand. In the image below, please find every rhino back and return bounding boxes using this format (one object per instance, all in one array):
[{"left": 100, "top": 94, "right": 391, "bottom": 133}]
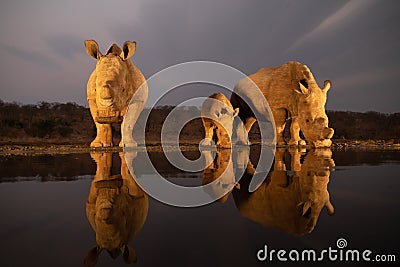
[{"left": 233, "top": 61, "right": 313, "bottom": 117}]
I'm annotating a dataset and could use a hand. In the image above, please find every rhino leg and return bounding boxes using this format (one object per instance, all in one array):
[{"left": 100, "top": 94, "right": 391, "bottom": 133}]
[
  {"left": 215, "top": 124, "right": 231, "bottom": 148},
  {"left": 272, "top": 108, "right": 287, "bottom": 146},
  {"left": 120, "top": 88, "right": 147, "bottom": 147},
  {"left": 201, "top": 118, "right": 215, "bottom": 146},
  {"left": 87, "top": 99, "right": 113, "bottom": 147},
  {"left": 244, "top": 117, "right": 256, "bottom": 133},
  {"left": 288, "top": 147, "right": 303, "bottom": 172},
  {"left": 288, "top": 117, "right": 306, "bottom": 146},
  {"left": 91, "top": 123, "right": 113, "bottom": 147},
  {"left": 233, "top": 118, "right": 250, "bottom": 145},
  {"left": 120, "top": 118, "right": 137, "bottom": 147}
]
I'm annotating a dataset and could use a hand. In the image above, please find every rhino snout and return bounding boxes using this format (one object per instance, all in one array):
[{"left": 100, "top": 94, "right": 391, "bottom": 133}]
[
  {"left": 324, "top": 127, "right": 334, "bottom": 139},
  {"left": 99, "top": 85, "right": 113, "bottom": 99}
]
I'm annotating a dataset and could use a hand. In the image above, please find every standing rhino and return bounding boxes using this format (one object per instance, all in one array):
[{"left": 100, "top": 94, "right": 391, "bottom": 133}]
[
  {"left": 233, "top": 148, "right": 335, "bottom": 235},
  {"left": 201, "top": 93, "right": 239, "bottom": 148},
  {"left": 85, "top": 40, "right": 148, "bottom": 147},
  {"left": 231, "top": 61, "right": 334, "bottom": 148},
  {"left": 84, "top": 152, "right": 148, "bottom": 266}
]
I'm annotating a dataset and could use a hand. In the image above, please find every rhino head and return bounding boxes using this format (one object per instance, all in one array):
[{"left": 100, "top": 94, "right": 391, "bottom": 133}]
[
  {"left": 85, "top": 40, "right": 137, "bottom": 124},
  {"left": 297, "top": 148, "right": 335, "bottom": 233},
  {"left": 294, "top": 79, "right": 334, "bottom": 147},
  {"left": 201, "top": 93, "right": 240, "bottom": 147}
]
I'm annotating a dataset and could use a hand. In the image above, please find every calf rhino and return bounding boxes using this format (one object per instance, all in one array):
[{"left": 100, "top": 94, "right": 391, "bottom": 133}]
[
  {"left": 231, "top": 61, "right": 334, "bottom": 148},
  {"left": 201, "top": 93, "right": 239, "bottom": 148},
  {"left": 84, "top": 152, "right": 148, "bottom": 266},
  {"left": 85, "top": 40, "right": 148, "bottom": 147},
  {"left": 233, "top": 148, "right": 335, "bottom": 235}
]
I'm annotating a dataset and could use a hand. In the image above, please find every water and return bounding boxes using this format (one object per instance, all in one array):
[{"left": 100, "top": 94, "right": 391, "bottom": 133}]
[{"left": 0, "top": 148, "right": 399, "bottom": 267}]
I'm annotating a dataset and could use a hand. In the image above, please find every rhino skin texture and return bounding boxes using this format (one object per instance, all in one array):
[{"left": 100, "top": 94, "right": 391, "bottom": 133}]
[
  {"left": 85, "top": 40, "right": 148, "bottom": 147},
  {"left": 201, "top": 93, "right": 239, "bottom": 148},
  {"left": 231, "top": 61, "right": 334, "bottom": 148}
]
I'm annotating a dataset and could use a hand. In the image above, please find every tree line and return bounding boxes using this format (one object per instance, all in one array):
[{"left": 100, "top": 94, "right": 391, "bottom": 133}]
[{"left": 0, "top": 99, "right": 399, "bottom": 144}]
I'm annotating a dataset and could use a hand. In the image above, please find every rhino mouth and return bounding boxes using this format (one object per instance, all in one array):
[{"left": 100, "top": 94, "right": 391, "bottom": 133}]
[
  {"left": 312, "top": 139, "right": 332, "bottom": 148},
  {"left": 324, "top": 127, "right": 334, "bottom": 139},
  {"left": 96, "top": 109, "right": 122, "bottom": 124}
]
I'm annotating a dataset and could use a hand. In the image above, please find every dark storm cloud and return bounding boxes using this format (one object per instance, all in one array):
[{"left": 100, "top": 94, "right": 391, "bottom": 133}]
[
  {"left": 283, "top": 0, "right": 400, "bottom": 111},
  {"left": 108, "top": 0, "right": 348, "bottom": 75},
  {"left": 0, "top": 43, "right": 59, "bottom": 68},
  {"left": 46, "top": 34, "right": 86, "bottom": 60},
  {"left": 0, "top": 0, "right": 399, "bottom": 112}
]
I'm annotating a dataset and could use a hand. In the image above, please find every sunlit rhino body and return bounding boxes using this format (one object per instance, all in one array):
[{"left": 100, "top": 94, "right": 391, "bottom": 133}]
[
  {"left": 201, "top": 93, "right": 239, "bottom": 148},
  {"left": 85, "top": 40, "right": 148, "bottom": 147},
  {"left": 233, "top": 148, "right": 335, "bottom": 235},
  {"left": 231, "top": 61, "right": 333, "bottom": 147},
  {"left": 84, "top": 152, "right": 148, "bottom": 266}
]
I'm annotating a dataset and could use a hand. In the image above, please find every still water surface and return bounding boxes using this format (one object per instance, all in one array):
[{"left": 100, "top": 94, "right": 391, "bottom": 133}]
[{"left": 0, "top": 148, "right": 399, "bottom": 267}]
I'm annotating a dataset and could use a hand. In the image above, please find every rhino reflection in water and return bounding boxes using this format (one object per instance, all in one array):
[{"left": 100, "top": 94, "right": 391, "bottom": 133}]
[
  {"left": 202, "top": 148, "right": 249, "bottom": 203},
  {"left": 84, "top": 152, "right": 148, "bottom": 266},
  {"left": 233, "top": 148, "right": 335, "bottom": 235}
]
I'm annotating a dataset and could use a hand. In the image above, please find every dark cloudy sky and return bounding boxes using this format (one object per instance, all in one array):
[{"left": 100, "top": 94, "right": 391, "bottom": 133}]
[{"left": 0, "top": 0, "right": 399, "bottom": 113}]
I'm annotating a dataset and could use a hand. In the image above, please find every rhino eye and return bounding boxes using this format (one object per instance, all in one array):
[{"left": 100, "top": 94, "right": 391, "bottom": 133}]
[{"left": 306, "top": 119, "right": 310, "bottom": 123}]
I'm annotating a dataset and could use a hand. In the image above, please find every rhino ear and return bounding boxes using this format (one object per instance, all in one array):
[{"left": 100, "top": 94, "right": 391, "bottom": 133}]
[
  {"left": 294, "top": 81, "right": 310, "bottom": 96},
  {"left": 84, "top": 246, "right": 102, "bottom": 267},
  {"left": 322, "top": 80, "right": 331, "bottom": 92},
  {"left": 298, "top": 201, "right": 312, "bottom": 216},
  {"left": 123, "top": 245, "right": 137, "bottom": 264},
  {"left": 85, "top": 40, "right": 102, "bottom": 60},
  {"left": 326, "top": 200, "right": 335, "bottom": 215},
  {"left": 106, "top": 43, "right": 122, "bottom": 56},
  {"left": 121, "top": 41, "right": 136, "bottom": 60}
]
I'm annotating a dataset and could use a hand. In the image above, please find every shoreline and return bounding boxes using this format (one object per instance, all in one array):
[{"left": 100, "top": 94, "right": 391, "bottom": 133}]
[{"left": 0, "top": 139, "right": 399, "bottom": 155}]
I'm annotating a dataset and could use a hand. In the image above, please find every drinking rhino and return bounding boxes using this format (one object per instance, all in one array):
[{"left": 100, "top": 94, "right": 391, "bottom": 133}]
[
  {"left": 85, "top": 40, "right": 148, "bottom": 147},
  {"left": 201, "top": 93, "right": 241, "bottom": 148},
  {"left": 231, "top": 61, "right": 334, "bottom": 147}
]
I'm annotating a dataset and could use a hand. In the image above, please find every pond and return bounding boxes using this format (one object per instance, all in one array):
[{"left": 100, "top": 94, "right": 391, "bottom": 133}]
[{"left": 0, "top": 147, "right": 399, "bottom": 267}]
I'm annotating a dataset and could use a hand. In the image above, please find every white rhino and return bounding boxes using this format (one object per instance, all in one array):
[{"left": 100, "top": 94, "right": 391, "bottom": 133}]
[
  {"left": 233, "top": 148, "right": 335, "bottom": 235},
  {"left": 231, "top": 61, "right": 334, "bottom": 148},
  {"left": 84, "top": 152, "right": 148, "bottom": 266},
  {"left": 85, "top": 40, "right": 148, "bottom": 147},
  {"left": 201, "top": 93, "right": 239, "bottom": 148}
]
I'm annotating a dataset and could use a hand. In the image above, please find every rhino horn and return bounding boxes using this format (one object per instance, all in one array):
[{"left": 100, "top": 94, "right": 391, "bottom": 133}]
[
  {"left": 85, "top": 40, "right": 103, "bottom": 60},
  {"left": 106, "top": 44, "right": 122, "bottom": 56}
]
